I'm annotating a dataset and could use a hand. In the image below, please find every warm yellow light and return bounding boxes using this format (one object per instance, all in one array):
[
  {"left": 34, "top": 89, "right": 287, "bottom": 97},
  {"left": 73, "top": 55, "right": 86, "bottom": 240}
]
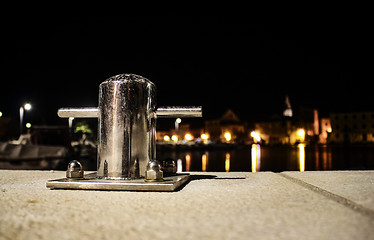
[
  {"left": 224, "top": 132, "right": 231, "bottom": 142},
  {"left": 202, "top": 154, "right": 207, "bottom": 172},
  {"left": 184, "top": 133, "right": 193, "bottom": 141},
  {"left": 171, "top": 135, "right": 178, "bottom": 142},
  {"left": 176, "top": 118, "right": 182, "bottom": 124},
  {"left": 0, "top": 111, "right": 2, "bottom": 118},
  {"left": 251, "top": 144, "right": 261, "bottom": 172},
  {"left": 298, "top": 143, "right": 305, "bottom": 172},
  {"left": 201, "top": 133, "right": 209, "bottom": 140},
  {"left": 327, "top": 127, "right": 332, "bottom": 133},
  {"left": 163, "top": 135, "right": 170, "bottom": 141},
  {"left": 297, "top": 129, "right": 305, "bottom": 142},
  {"left": 225, "top": 153, "right": 230, "bottom": 172},
  {"left": 250, "top": 131, "right": 261, "bottom": 143},
  {"left": 24, "top": 103, "right": 32, "bottom": 111},
  {"left": 185, "top": 154, "right": 191, "bottom": 172},
  {"left": 26, "top": 123, "right": 32, "bottom": 128},
  {"left": 297, "top": 129, "right": 305, "bottom": 137}
]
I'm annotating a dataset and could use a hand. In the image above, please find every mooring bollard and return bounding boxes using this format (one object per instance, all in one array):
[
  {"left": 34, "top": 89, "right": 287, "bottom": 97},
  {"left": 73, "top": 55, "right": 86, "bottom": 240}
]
[{"left": 47, "top": 73, "right": 202, "bottom": 191}]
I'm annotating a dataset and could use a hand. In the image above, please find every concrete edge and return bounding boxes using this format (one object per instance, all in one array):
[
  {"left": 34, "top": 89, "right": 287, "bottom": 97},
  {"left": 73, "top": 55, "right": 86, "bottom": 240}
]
[{"left": 278, "top": 172, "right": 374, "bottom": 220}]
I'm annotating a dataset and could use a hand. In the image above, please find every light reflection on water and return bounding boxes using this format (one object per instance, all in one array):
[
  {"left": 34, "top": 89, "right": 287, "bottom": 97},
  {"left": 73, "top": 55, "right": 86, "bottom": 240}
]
[
  {"left": 298, "top": 144, "right": 305, "bottom": 172},
  {"left": 202, "top": 153, "right": 208, "bottom": 172},
  {"left": 225, "top": 153, "right": 230, "bottom": 172},
  {"left": 185, "top": 154, "right": 191, "bottom": 172},
  {"left": 158, "top": 145, "right": 374, "bottom": 172},
  {"left": 251, "top": 144, "right": 261, "bottom": 172}
]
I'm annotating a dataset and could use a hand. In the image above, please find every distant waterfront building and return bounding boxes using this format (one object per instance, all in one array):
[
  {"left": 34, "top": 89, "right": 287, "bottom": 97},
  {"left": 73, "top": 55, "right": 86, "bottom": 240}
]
[
  {"left": 329, "top": 111, "right": 374, "bottom": 143},
  {"left": 253, "top": 108, "right": 328, "bottom": 145},
  {"left": 319, "top": 118, "right": 332, "bottom": 144},
  {"left": 204, "top": 109, "right": 245, "bottom": 143},
  {"left": 254, "top": 117, "right": 291, "bottom": 144},
  {"left": 157, "top": 109, "right": 246, "bottom": 144}
]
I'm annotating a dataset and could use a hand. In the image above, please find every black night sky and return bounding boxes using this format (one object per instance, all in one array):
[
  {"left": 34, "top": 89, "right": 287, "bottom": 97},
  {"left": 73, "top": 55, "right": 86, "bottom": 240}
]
[{"left": 1, "top": 17, "right": 371, "bottom": 127}]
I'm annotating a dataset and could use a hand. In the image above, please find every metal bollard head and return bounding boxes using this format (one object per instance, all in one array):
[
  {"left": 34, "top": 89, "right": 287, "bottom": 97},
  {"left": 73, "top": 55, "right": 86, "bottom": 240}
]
[{"left": 145, "top": 160, "right": 163, "bottom": 182}]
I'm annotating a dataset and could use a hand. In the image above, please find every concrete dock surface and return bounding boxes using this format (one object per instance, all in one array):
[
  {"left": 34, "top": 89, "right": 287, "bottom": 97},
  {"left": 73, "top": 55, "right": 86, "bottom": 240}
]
[{"left": 0, "top": 170, "right": 373, "bottom": 240}]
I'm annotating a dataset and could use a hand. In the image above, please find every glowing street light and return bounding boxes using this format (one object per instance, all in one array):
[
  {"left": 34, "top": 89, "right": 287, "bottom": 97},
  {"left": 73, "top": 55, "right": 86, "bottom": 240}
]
[
  {"left": 297, "top": 129, "right": 305, "bottom": 142},
  {"left": 24, "top": 103, "right": 32, "bottom": 111},
  {"left": 175, "top": 118, "right": 182, "bottom": 141},
  {"left": 250, "top": 131, "right": 261, "bottom": 143},
  {"left": 184, "top": 133, "right": 193, "bottom": 141},
  {"left": 297, "top": 129, "right": 305, "bottom": 137},
  {"left": 224, "top": 132, "right": 231, "bottom": 142},
  {"left": 163, "top": 135, "right": 170, "bottom": 141},
  {"left": 175, "top": 118, "right": 181, "bottom": 131},
  {"left": 171, "top": 135, "right": 178, "bottom": 142},
  {"left": 201, "top": 133, "right": 209, "bottom": 143},
  {"left": 26, "top": 123, "right": 32, "bottom": 129},
  {"left": 19, "top": 102, "right": 32, "bottom": 136}
]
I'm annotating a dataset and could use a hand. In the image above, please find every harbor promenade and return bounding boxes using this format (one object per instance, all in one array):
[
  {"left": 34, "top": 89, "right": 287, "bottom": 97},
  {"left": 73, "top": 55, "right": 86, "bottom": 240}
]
[{"left": 1, "top": 170, "right": 373, "bottom": 239}]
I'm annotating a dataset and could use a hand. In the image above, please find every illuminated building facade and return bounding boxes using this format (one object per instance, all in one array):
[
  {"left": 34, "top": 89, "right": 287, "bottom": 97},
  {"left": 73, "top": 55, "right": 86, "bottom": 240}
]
[
  {"left": 157, "top": 109, "right": 246, "bottom": 144},
  {"left": 329, "top": 111, "right": 374, "bottom": 143},
  {"left": 204, "top": 109, "right": 245, "bottom": 143},
  {"left": 253, "top": 108, "right": 327, "bottom": 145}
]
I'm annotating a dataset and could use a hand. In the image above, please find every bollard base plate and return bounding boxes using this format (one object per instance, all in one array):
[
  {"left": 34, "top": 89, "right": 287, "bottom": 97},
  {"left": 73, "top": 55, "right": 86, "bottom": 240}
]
[{"left": 46, "top": 173, "right": 190, "bottom": 192}]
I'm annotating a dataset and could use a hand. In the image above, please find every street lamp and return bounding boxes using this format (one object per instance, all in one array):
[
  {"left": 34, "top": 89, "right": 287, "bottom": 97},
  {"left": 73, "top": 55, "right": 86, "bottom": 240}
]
[
  {"left": 19, "top": 103, "right": 31, "bottom": 136},
  {"left": 184, "top": 133, "right": 193, "bottom": 141},
  {"left": 201, "top": 133, "right": 209, "bottom": 144},
  {"left": 175, "top": 118, "right": 182, "bottom": 142},
  {"left": 171, "top": 135, "right": 178, "bottom": 143},
  {"left": 24, "top": 103, "right": 32, "bottom": 111},
  {"left": 224, "top": 132, "right": 231, "bottom": 142},
  {"left": 250, "top": 131, "right": 261, "bottom": 143},
  {"left": 175, "top": 118, "right": 181, "bottom": 131},
  {"left": 297, "top": 129, "right": 305, "bottom": 142}
]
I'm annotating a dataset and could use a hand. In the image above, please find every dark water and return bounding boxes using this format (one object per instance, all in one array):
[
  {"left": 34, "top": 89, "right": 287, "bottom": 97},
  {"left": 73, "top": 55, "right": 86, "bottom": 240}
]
[{"left": 157, "top": 144, "right": 374, "bottom": 172}]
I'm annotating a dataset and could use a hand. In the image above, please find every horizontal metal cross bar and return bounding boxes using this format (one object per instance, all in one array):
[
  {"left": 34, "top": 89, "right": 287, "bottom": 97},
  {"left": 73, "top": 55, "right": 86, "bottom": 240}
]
[
  {"left": 57, "top": 106, "right": 202, "bottom": 118},
  {"left": 156, "top": 106, "right": 202, "bottom": 118}
]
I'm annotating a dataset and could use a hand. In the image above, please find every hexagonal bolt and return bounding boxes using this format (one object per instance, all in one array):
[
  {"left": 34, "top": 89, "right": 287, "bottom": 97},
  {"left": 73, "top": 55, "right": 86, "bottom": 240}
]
[
  {"left": 66, "top": 160, "right": 84, "bottom": 179},
  {"left": 145, "top": 160, "right": 163, "bottom": 182}
]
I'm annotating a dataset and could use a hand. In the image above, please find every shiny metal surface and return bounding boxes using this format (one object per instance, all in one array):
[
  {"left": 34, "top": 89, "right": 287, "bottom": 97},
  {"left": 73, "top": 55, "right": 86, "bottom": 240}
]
[
  {"left": 52, "top": 73, "right": 202, "bottom": 191},
  {"left": 66, "top": 160, "right": 84, "bottom": 179},
  {"left": 46, "top": 173, "right": 190, "bottom": 192},
  {"left": 162, "top": 159, "right": 177, "bottom": 176},
  {"left": 57, "top": 106, "right": 202, "bottom": 118},
  {"left": 97, "top": 74, "right": 156, "bottom": 179},
  {"left": 156, "top": 106, "right": 202, "bottom": 118},
  {"left": 145, "top": 160, "right": 163, "bottom": 182},
  {"left": 57, "top": 108, "right": 99, "bottom": 118}
]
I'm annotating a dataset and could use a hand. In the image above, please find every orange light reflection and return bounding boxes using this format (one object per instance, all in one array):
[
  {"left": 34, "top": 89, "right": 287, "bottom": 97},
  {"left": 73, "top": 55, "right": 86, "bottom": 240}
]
[
  {"left": 185, "top": 154, "right": 191, "bottom": 172},
  {"left": 225, "top": 153, "right": 230, "bottom": 172},
  {"left": 298, "top": 143, "right": 305, "bottom": 172},
  {"left": 202, "top": 153, "right": 207, "bottom": 172},
  {"left": 251, "top": 144, "right": 261, "bottom": 172}
]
